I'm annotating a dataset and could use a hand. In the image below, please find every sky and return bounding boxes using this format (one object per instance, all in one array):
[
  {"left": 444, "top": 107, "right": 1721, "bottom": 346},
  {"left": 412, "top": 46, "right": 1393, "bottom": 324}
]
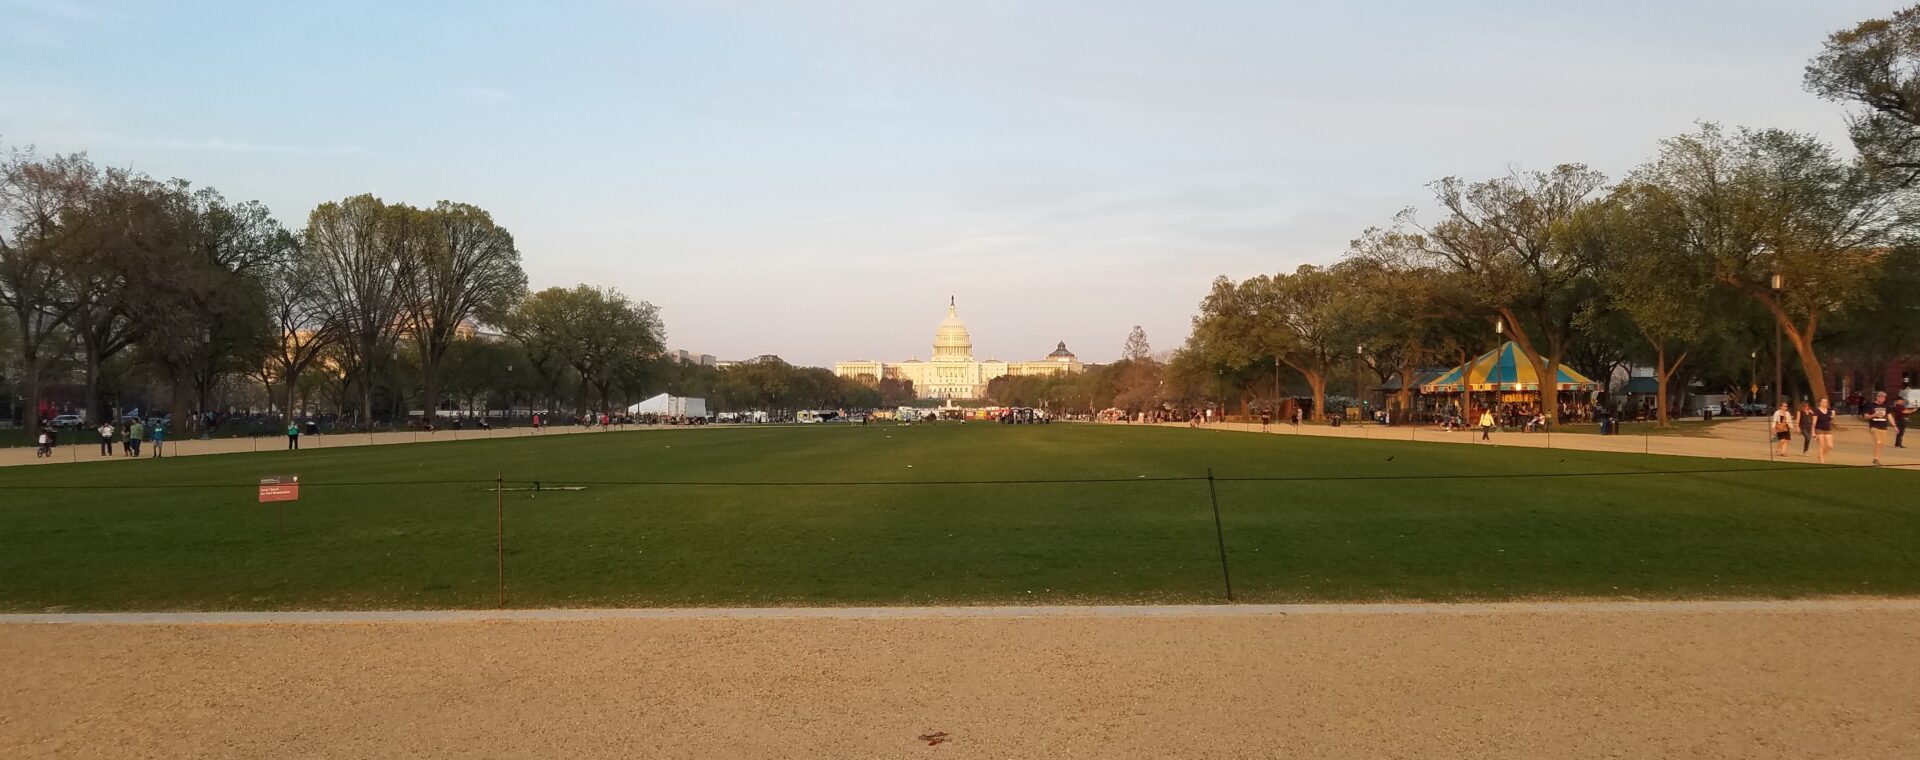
[{"left": 0, "top": 0, "right": 1895, "bottom": 366}]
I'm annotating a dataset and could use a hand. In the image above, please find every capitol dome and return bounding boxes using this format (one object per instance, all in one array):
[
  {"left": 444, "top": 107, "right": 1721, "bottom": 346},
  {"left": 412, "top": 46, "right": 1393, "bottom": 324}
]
[{"left": 932, "top": 297, "right": 973, "bottom": 361}]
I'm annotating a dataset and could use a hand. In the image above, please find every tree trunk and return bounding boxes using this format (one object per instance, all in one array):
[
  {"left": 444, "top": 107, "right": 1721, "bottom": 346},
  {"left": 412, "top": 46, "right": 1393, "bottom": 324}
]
[
  {"left": 1789, "top": 332, "right": 1827, "bottom": 405},
  {"left": 1305, "top": 372, "right": 1327, "bottom": 422},
  {"left": 1651, "top": 345, "right": 1688, "bottom": 428}
]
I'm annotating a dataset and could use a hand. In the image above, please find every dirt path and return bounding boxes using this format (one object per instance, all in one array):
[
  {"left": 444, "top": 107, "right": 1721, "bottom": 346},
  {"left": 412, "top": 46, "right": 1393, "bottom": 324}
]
[
  {"left": 6, "top": 603, "right": 1916, "bottom": 758},
  {"left": 1135, "top": 417, "right": 1920, "bottom": 469},
  {"left": 0, "top": 423, "right": 679, "bottom": 468}
]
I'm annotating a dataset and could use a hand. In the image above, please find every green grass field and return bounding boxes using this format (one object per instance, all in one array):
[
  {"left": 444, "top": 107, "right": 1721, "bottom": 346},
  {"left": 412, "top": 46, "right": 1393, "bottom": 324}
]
[{"left": 0, "top": 423, "right": 1914, "bottom": 612}]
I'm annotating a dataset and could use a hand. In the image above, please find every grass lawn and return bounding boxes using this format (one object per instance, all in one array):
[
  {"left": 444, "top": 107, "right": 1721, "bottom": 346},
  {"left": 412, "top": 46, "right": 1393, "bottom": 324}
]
[{"left": 0, "top": 423, "right": 1914, "bottom": 611}]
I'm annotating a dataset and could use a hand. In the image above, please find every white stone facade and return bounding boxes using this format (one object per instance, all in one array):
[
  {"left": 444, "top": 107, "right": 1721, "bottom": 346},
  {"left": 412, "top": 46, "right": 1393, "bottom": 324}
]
[{"left": 833, "top": 300, "right": 1084, "bottom": 400}]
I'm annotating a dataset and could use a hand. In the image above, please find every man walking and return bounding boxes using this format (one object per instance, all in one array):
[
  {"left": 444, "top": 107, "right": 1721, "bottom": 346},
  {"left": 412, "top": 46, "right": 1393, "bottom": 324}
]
[
  {"left": 97, "top": 421, "right": 116, "bottom": 457},
  {"left": 150, "top": 422, "right": 166, "bottom": 458},
  {"left": 127, "top": 419, "right": 144, "bottom": 457},
  {"left": 1479, "top": 408, "right": 1495, "bottom": 441}
]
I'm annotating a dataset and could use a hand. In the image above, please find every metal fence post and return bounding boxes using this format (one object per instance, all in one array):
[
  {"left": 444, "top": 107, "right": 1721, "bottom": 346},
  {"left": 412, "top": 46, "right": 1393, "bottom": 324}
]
[{"left": 1206, "top": 468, "right": 1234, "bottom": 602}]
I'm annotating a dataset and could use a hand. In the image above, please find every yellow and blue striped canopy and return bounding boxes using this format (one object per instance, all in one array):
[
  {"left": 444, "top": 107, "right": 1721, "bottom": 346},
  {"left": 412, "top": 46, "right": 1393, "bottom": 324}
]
[{"left": 1420, "top": 342, "right": 1600, "bottom": 393}]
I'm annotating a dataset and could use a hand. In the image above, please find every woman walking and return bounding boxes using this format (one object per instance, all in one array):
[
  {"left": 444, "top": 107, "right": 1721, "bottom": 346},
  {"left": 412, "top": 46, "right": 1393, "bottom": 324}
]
[
  {"left": 1770, "top": 402, "right": 1793, "bottom": 458},
  {"left": 1865, "top": 390, "right": 1892, "bottom": 465},
  {"left": 1811, "top": 398, "right": 1836, "bottom": 464}
]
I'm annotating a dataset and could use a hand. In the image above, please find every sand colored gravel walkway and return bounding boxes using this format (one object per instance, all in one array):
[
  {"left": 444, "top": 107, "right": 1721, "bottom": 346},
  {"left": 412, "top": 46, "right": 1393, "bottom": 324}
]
[
  {"left": 1126, "top": 416, "right": 1920, "bottom": 469},
  {"left": 0, "top": 422, "right": 674, "bottom": 468},
  {"left": 5, "top": 603, "right": 1917, "bottom": 758}
]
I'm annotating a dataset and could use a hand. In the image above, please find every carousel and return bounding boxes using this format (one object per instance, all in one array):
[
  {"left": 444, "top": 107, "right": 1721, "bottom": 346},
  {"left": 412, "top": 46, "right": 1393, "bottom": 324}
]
[{"left": 1419, "top": 342, "right": 1602, "bottom": 422}]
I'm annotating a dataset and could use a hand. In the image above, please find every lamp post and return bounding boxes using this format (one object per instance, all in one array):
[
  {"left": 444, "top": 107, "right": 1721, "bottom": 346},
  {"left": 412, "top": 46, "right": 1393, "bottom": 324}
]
[
  {"left": 1771, "top": 273, "right": 1783, "bottom": 406},
  {"left": 1356, "top": 344, "right": 1366, "bottom": 423}
]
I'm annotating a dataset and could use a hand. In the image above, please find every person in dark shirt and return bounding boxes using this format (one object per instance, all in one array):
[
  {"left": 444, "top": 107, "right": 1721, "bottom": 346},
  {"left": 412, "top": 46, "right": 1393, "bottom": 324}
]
[
  {"left": 1812, "top": 398, "right": 1836, "bottom": 465},
  {"left": 1864, "top": 391, "right": 1893, "bottom": 465},
  {"left": 1893, "top": 396, "right": 1910, "bottom": 449}
]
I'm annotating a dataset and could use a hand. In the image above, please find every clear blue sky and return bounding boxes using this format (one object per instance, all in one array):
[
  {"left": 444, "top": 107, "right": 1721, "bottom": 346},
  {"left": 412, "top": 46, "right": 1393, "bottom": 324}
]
[{"left": 0, "top": 0, "right": 1892, "bottom": 365}]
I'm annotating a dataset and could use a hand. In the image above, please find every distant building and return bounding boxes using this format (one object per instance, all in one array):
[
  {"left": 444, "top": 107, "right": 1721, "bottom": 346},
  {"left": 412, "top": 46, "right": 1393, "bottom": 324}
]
[
  {"left": 833, "top": 298, "right": 1083, "bottom": 400},
  {"left": 668, "top": 349, "right": 719, "bottom": 367}
]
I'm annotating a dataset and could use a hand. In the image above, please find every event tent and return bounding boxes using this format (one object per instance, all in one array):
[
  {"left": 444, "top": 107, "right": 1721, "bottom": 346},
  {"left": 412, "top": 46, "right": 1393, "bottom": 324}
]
[
  {"left": 1419, "top": 342, "right": 1600, "bottom": 393},
  {"left": 627, "top": 393, "right": 708, "bottom": 418}
]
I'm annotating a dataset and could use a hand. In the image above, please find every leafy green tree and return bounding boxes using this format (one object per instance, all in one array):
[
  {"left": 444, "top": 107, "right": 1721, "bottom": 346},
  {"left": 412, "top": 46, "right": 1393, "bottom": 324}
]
[
  {"left": 1632, "top": 125, "right": 1903, "bottom": 402},
  {"left": 505, "top": 285, "right": 665, "bottom": 414},
  {"left": 1807, "top": 5, "right": 1920, "bottom": 186},
  {"left": 1359, "top": 165, "right": 1607, "bottom": 423}
]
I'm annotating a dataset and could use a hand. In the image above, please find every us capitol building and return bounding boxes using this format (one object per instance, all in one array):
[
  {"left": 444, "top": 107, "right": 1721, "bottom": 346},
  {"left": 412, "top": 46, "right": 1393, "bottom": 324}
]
[{"left": 833, "top": 298, "right": 1084, "bottom": 400}]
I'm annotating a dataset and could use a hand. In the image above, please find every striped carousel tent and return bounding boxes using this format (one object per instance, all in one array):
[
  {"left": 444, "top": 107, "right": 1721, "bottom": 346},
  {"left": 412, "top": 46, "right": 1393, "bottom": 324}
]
[{"left": 1420, "top": 342, "right": 1601, "bottom": 393}]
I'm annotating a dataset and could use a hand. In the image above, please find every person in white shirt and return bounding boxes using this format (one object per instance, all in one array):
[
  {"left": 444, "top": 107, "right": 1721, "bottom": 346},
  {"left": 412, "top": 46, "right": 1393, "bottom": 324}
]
[
  {"left": 96, "top": 422, "right": 115, "bottom": 457},
  {"left": 1769, "top": 402, "right": 1793, "bottom": 457}
]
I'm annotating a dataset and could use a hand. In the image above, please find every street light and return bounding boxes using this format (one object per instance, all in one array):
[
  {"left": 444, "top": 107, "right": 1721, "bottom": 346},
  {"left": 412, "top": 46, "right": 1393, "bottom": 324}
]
[{"left": 1771, "top": 273, "right": 1783, "bottom": 406}]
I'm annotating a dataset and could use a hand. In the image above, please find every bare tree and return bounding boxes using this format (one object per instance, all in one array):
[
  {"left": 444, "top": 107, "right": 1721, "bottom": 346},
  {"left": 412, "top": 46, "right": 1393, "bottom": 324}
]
[
  {"left": 0, "top": 149, "right": 92, "bottom": 427},
  {"left": 405, "top": 201, "right": 526, "bottom": 420},
  {"left": 307, "top": 194, "right": 423, "bottom": 427}
]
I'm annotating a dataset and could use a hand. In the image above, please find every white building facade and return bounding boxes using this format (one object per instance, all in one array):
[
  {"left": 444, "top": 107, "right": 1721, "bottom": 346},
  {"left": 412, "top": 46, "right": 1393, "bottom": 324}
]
[{"left": 833, "top": 299, "right": 1084, "bottom": 400}]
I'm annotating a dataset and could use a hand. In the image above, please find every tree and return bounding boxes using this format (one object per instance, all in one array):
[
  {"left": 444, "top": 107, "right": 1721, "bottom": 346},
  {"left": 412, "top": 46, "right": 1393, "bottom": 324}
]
[
  {"left": 1121, "top": 325, "right": 1152, "bottom": 362},
  {"left": 405, "top": 201, "right": 527, "bottom": 419},
  {"left": 1566, "top": 187, "right": 1722, "bottom": 426},
  {"left": 1363, "top": 165, "right": 1607, "bottom": 423},
  {"left": 260, "top": 234, "right": 339, "bottom": 417},
  {"left": 506, "top": 285, "right": 665, "bottom": 413},
  {"left": 1807, "top": 5, "right": 1920, "bottom": 187},
  {"left": 0, "top": 149, "right": 91, "bottom": 426},
  {"left": 307, "top": 195, "right": 423, "bottom": 426},
  {"left": 132, "top": 186, "right": 283, "bottom": 431},
  {"left": 1632, "top": 125, "right": 1903, "bottom": 403},
  {"left": 1191, "top": 266, "right": 1358, "bottom": 421},
  {"left": 1112, "top": 326, "right": 1162, "bottom": 413}
]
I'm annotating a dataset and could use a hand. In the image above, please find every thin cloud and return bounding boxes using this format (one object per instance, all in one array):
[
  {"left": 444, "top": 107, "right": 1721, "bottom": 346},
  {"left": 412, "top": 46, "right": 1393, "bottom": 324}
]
[{"left": 132, "top": 137, "right": 366, "bottom": 156}]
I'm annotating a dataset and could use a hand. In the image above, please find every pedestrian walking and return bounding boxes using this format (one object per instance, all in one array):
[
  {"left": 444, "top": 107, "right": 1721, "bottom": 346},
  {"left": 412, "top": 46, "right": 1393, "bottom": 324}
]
[
  {"left": 287, "top": 420, "right": 301, "bottom": 450},
  {"left": 1894, "top": 395, "right": 1910, "bottom": 449},
  {"left": 1796, "top": 402, "right": 1814, "bottom": 455},
  {"left": 1864, "top": 391, "right": 1893, "bottom": 465},
  {"left": 1769, "top": 402, "right": 1793, "bottom": 457},
  {"left": 97, "top": 421, "right": 115, "bottom": 457},
  {"left": 150, "top": 423, "right": 166, "bottom": 458},
  {"left": 127, "top": 420, "right": 144, "bottom": 457},
  {"left": 1812, "top": 398, "right": 1836, "bottom": 464},
  {"left": 1478, "top": 409, "right": 1495, "bottom": 441}
]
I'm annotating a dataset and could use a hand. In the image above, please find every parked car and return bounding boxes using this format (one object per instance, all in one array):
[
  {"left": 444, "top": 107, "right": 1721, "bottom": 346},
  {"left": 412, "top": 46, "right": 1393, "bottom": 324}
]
[{"left": 48, "top": 414, "right": 85, "bottom": 428}]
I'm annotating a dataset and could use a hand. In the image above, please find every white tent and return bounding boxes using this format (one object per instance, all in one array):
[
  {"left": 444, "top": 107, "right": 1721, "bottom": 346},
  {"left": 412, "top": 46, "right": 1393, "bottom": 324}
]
[{"left": 627, "top": 393, "right": 708, "bottom": 418}]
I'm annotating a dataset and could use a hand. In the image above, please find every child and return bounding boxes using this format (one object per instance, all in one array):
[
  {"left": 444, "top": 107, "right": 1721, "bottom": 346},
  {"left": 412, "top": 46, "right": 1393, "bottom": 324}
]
[{"left": 36, "top": 429, "right": 52, "bottom": 459}]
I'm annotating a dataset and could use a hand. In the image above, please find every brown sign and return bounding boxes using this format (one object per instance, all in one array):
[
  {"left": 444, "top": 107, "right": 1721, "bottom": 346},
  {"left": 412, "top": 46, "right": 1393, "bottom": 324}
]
[{"left": 259, "top": 475, "right": 300, "bottom": 503}]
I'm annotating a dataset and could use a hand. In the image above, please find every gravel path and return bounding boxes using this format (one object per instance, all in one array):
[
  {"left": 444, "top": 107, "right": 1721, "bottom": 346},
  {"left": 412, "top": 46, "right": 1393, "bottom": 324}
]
[{"left": 6, "top": 603, "right": 1916, "bottom": 758}]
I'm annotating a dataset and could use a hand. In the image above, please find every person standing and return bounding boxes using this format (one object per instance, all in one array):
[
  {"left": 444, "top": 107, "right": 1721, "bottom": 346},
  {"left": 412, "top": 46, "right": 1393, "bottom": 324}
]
[
  {"left": 150, "top": 423, "right": 166, "bottom": 458},
  {"left": 97, "top": 421, "right": 116, "bottom": 456},
  {"left": 287, "top": 420, "right": 301, "bottom": 450},
  {"left": 1478, "top": 408, "right": 1495, "bottom": 441},
  {"left": 1796, "top": 401, "right": 1814, "bottom": 455},
  {"left": 1812, "top": 398, "right": 1836, "bottom": 464},
  {"left": 1864, "top": 391, "right": 1893, "bottom": 465},
  {"left": 1769, "top": 402, "right": 1793, "bottom": 457},
  {"left": 1894, "top": 395, "right": 1910, "bottom": 449}
]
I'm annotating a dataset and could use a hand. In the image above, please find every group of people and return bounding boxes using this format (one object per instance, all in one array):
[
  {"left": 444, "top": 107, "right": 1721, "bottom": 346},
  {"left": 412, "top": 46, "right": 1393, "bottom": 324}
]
[
  {"left": 1768, "top": 392, "right": 1908, "bottom": 465},
  {"left": 56, "top": 419, "right": 168, "bottom": 459}
]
